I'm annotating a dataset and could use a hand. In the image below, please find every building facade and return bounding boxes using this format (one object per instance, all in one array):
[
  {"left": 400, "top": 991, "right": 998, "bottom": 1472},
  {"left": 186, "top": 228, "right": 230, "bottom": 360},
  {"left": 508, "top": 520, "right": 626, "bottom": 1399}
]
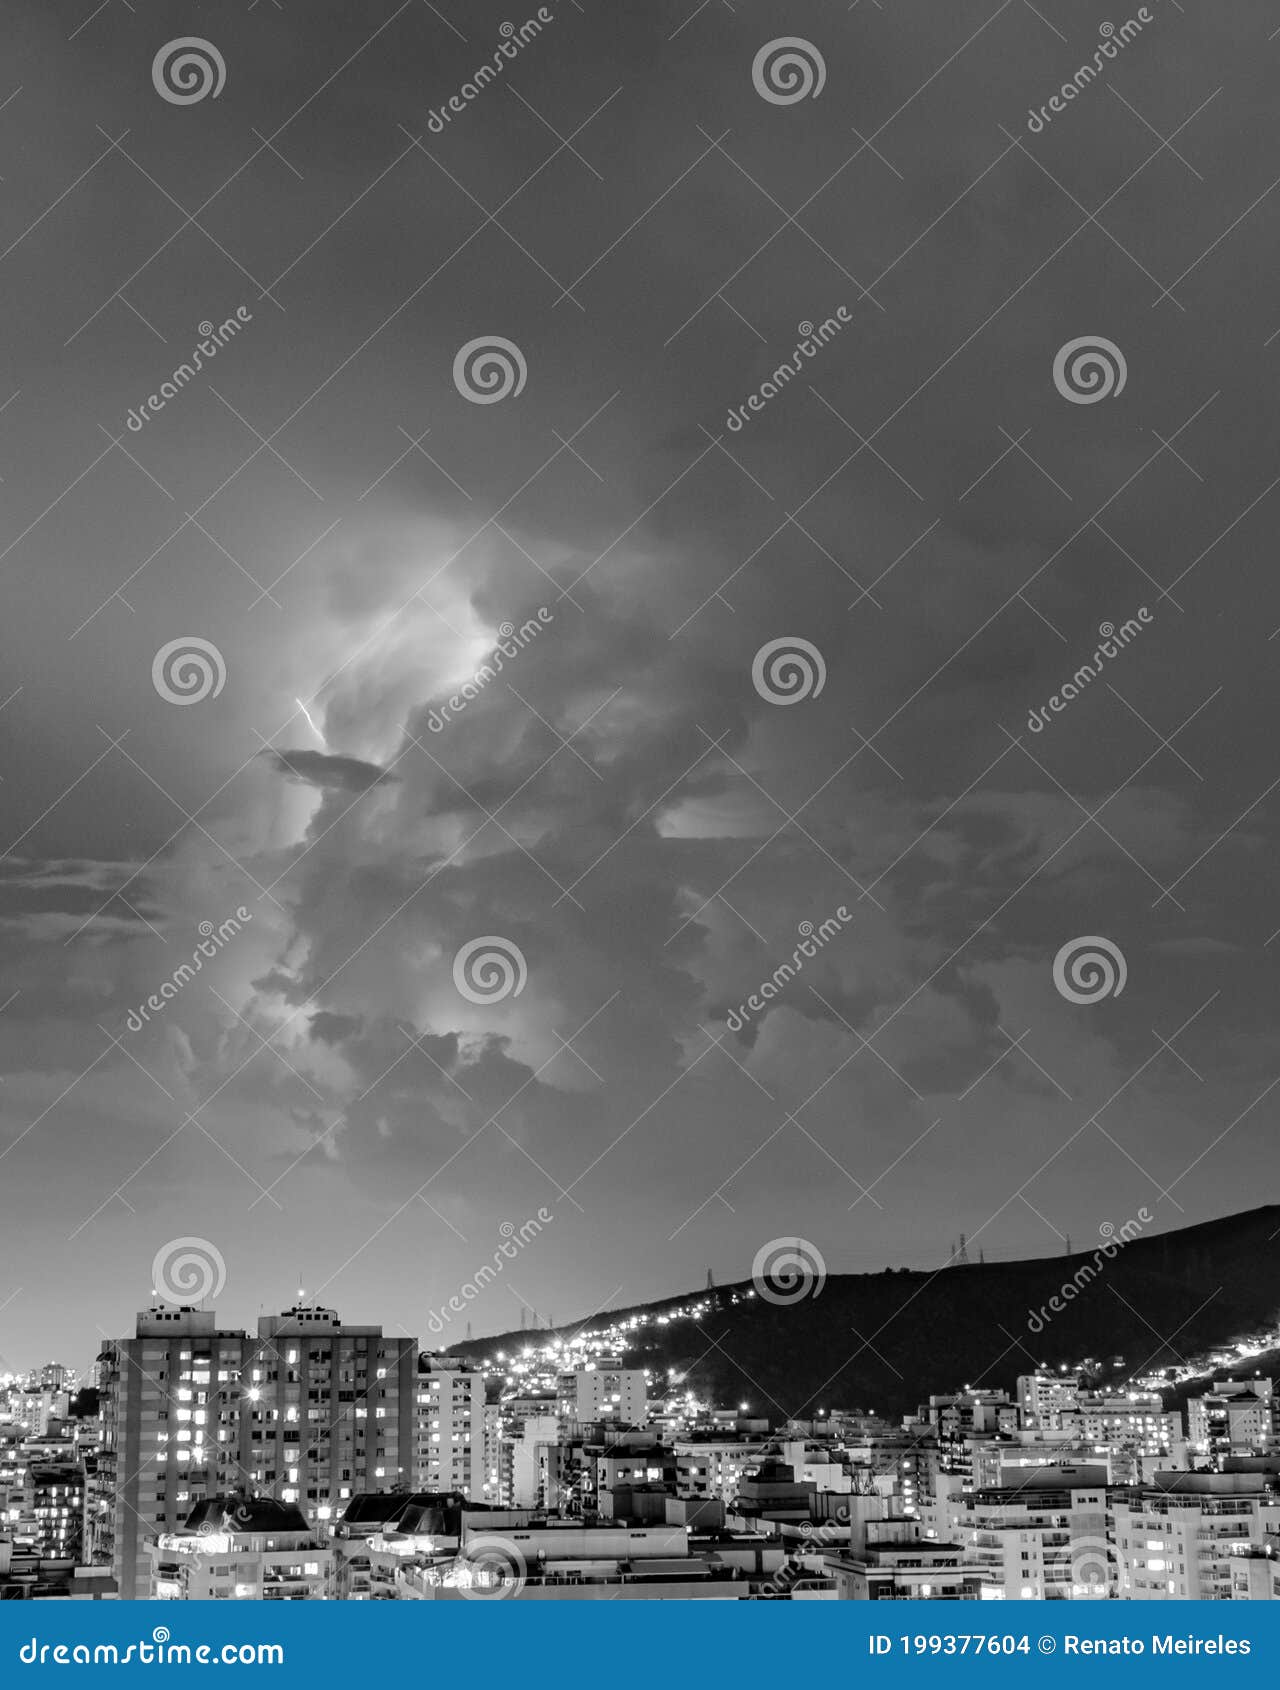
[
  {"left": 151, "top": 1497, "right": 331, "bottom": 1599},
  {"left": 416, "top": 1358, "right": 484, "bottom": 1500}
]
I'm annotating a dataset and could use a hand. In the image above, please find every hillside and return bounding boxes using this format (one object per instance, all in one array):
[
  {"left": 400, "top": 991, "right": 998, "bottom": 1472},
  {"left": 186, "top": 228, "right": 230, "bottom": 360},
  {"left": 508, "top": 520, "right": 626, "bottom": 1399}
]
[{"left": 447, "top": 1205, "right": 1280, "bottom": 1421}]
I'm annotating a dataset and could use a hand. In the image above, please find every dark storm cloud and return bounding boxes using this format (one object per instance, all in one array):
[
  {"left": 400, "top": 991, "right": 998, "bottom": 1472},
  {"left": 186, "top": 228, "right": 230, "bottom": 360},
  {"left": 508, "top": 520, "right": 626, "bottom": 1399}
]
[
  {"left": 250, "top": 968, "right": 311, "bottom": 1006},
  {"left": 261, "top": 747, "right": 399, "bottom": 792},
  {"left": 0, "top": 859, "right": 157, "bottom": 925},
  {"left": 306, "top": 1009, "right": 363, "bottom": 1045}
]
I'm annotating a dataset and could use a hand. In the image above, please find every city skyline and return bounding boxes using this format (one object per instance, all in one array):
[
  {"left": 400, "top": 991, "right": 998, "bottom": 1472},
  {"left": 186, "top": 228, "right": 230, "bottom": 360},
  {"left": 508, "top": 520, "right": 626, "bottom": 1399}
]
[{"left": 8, "top": 1284, "right": 1280, "bottom": 1601}]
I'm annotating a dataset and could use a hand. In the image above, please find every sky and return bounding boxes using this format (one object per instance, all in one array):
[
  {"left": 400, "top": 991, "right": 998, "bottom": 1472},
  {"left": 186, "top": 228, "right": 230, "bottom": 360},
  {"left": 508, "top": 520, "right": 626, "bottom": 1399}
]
[{"left": 1, "top": 0, "right": 1279, "bottom": 1376}]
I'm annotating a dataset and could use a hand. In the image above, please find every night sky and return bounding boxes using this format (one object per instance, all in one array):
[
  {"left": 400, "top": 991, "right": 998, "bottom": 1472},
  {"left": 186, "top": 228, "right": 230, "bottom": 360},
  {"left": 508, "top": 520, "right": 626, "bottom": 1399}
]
[{"left": 2, "top": 0, "right": 1279, "bottom": 1374}]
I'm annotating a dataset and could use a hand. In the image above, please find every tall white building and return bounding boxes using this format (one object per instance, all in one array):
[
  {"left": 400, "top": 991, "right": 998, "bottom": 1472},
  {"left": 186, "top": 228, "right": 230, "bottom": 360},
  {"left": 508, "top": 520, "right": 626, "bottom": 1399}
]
[
  {"left": 89, "top": 1302, "right": 417, "bottom": 1598},
  {"left": 237, "top": 1306, "right": 416, "bottom": 1522},
  {"left": 1016, "top": 1374, "right": 1083, "bottom": 1429},
  {"left": 88, "top": 1307, "right": 251, "bottom": 1600},
  {"left": 415, "top": 1358, "right": 484, "bottom": 1499},
  {"left": 511, "top": 1413, "right": 566, "bottom": 1509}
]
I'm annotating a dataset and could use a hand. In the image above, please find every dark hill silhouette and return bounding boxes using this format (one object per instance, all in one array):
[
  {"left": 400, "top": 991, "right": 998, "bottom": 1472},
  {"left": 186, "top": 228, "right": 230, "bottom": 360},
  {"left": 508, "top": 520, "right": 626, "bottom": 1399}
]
[{"left": 445, "top": 1205, "right": 1280, "bottom": 1421}]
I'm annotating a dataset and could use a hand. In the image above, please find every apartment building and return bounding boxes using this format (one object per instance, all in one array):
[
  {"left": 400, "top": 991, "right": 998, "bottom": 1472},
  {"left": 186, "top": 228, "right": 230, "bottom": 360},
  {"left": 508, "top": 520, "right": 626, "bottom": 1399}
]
[
  {"left": 830, "top": 1517, "right": 991, "bottom": 1600},
  {"left": 416, "top": 1357, "right": 484, "bottom": 1500},
  {"left": 89, "top": 1302, "right": 416, "bottom": 1598},
  {"left": 1016, "top": 1374, "right": 1084, "bottom": 1430},
  {"left": 87, "top": 1306, "right": 251, "bottom": 1599},
  {"left": 1187, "top": 1379, "right": 1276, "bottom": 1463},
  {"left": 672, "top": 1437, "right": 771, "bottom": 1505},
  {"left": 1112, "top": 1473, "right": 1280, "bottom": 1599},
  {"left": 232, "top": 1305, "right": 416, "bottom": 1522},
  {"left": 557, "top": 1363, "right": 648, "bottom": 1428},
  {"left": 955, "top": 1466, "right": 1113, "bottom": 1599},
  {"left": 150, "top": 1497, "right": 331, "bottom": 1599}
]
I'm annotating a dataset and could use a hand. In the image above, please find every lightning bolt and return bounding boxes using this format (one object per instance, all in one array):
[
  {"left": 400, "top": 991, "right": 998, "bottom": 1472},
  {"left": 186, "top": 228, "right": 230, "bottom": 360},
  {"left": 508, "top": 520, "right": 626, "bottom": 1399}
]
[{"left": 295, "top": 697, "right": 325, "bottom": 745}]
